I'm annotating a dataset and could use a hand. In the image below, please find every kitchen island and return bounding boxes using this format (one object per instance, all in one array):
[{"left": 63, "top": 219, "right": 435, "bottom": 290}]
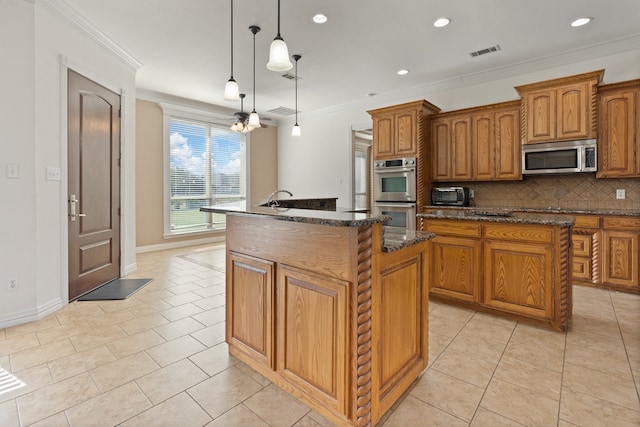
[
  {"left": 201, "top": 202, "right": 434, "bottom": 426},
  {"left": 419, "top": 208, "right": 575, "bottom": 331}
]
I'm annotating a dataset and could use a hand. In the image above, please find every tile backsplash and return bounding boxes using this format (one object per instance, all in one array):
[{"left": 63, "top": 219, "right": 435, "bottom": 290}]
[{"left": 455, "top": 175, "right": 639, "bottom": 210}]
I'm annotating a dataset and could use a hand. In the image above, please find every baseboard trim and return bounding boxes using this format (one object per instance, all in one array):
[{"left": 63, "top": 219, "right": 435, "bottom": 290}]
[
  {"left": 0, "top": 297, "right": 65, "bottom": 329},
  {"left": 136, "top": 236, "right": 226, "bottom": 254}
]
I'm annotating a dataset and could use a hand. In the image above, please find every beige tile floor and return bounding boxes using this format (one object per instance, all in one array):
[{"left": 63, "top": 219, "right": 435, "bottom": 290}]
[{"left": 1, "top": 243, "right": 639, "bottom": 426}]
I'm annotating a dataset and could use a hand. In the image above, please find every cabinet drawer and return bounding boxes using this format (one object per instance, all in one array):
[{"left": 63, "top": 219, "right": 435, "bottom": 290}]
[
  {"left": 573, "top": 257, "right": 593, "bottom": 281},
  {"left": 484, "top": 224, "right": 553, "bottom": 243},
  {"left": 572, "top": 234, "right": 593, "bottom": 257},
  {"left": 574, "top": 215, "right": 600, "bottom": 228},
  {"left": 603, "top": 217, "right": 640, "bottom": 230},
  {"left": 425, "top": 220, "right": 482, "bottom": 238}
]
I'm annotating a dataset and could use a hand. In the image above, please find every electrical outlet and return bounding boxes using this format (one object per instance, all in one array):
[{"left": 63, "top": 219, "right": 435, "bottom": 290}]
[
  {"left": 8, "top": 277, "right": 18, "bottom": 291},
  {"left": 469, "top": 189, "right": 475, "bottom": 198},
  {"left": 616, "top": 189, "right": 626, "bottom": 200},
  {"left": 7, "top": 163, "right": 19, "bottom": 179}
]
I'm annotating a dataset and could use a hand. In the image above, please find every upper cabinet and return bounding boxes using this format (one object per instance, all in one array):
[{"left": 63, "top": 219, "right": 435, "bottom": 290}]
[
  {"left": 596, "top": 79, "right": 640, "bottom": 178},
  {"left": 430, "top": 101, "right": 522, "bottom": 182},
  {"left": 515, "top": 70, "right": 603, "bottom": 144},
  {"left": 368, "top": 100, "right": 440, "bottom": 160}
]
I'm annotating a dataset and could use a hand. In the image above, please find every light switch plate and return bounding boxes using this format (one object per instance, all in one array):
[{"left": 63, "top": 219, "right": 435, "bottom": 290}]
[
  {"left": 616, "top": 189, "right": 626, "bottom": 200},
  {"left": 46, "top": 166, "right": 61, "bottom": 181}
]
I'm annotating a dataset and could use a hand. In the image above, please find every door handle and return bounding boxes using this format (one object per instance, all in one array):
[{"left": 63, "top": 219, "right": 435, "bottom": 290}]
[{"left": 69, "top": 194, "right": 87, "bottom": 222}]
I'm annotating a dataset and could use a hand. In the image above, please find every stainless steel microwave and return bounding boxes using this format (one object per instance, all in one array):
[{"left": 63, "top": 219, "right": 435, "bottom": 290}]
[{"left": 522, "top": 139, "right": 597, "bottom": 175}]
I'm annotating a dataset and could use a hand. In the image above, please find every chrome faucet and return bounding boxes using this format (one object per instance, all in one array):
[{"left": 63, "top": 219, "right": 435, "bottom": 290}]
[{"left": 266, "top": 189, "right": 293, "bottom": 207}]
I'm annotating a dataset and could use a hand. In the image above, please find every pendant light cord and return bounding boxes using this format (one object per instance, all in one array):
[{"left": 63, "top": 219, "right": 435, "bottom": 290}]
[
  {"left": 252, "top": 28, "right": 256, "bottom": 111},
  {"left": 230, "top": 0, "right": 234, "bottom": 78},
  {"left": 294, "top": 59, "right": 298, "bottom": 123},
  {"left": 276, "top": 0, "right": 281, "bottom": 37}
]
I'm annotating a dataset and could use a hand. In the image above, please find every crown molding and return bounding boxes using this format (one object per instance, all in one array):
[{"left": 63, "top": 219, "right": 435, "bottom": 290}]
[
  {"left": 296, "top": 32, "right": 640, "bottom": 122},
  {"left": 35, "top": 0, "right": 143, "bottom": 71}
]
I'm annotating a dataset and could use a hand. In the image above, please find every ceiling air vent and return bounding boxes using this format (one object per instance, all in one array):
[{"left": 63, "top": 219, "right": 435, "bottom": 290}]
[
  {"left": 281, "top": 72, "right": 301, "bottom": 80},
  {"left": 267, "top": 106, "right": 298, "bottom": 116},
  {"left": 469, "top": 44, "right": 501, "bottom": 58}
]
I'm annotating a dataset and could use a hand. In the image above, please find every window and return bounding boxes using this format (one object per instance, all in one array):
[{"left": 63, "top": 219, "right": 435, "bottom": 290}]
[{"left": 163, "top": 108, "right": 247, "bottom": 235}]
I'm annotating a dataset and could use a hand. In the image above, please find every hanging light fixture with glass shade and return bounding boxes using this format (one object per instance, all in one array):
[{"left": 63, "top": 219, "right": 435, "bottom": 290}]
[
  {"left": 267, "top": 0, "right": 293, "bottom": 71},
  {"left": 223, "top": 0, "right": 240, "bottom": 100},
  {"left": 230, "top": 94, "right": 254, "bottom": 133},
  {"left": 248, "top": 25, "right": 261, "bottom": 128},
  {"left": 291, "top": 54, "right": 301, "bottom": 137}
]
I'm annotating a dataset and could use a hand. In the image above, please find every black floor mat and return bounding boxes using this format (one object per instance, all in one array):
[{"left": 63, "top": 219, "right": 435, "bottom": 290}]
[{"left": 77, "top": 278, "right": 152, "bottom": 301}]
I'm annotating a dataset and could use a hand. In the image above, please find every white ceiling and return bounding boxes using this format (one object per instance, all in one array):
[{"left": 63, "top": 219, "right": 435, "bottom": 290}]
[{"left": 64, "top": 0, "right": 640, "bottom": 119}]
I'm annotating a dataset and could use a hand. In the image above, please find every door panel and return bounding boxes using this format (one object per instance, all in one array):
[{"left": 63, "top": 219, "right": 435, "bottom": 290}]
[{"left": 68, "top": 70, "right": 121, "bottom": 300}]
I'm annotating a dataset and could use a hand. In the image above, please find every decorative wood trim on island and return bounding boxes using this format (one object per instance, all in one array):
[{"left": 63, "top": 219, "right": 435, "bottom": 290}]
[{"left": 202, "top": 203, "right": 434, "bottom": 426}]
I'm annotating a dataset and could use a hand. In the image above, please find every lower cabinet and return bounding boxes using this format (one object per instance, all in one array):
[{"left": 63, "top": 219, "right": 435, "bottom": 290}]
[
  {"left": 424, "top": 220, "right": 482, "bottom": 303},
  {"left": 276, "top": 265, "right": 349, "bottom": 414},
  {"left": 424, "top": 218, "right": 572, "bottom": 330},
  {"left": 602, "top": 217, "right": 640, "bottom": 292},
  {"left": 569, "top": 215, "right": 639, "bottom": 294},
  {"left": 483, "top": 240, "right": 553, "bottom": 319},
  {"left": 226, "top": 252, "right": 275, "bottom": 369}
]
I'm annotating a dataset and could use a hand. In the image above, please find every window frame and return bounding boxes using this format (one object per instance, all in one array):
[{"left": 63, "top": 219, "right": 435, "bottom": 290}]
[{"left": 160, "top": 103, "right": 250, "bottom": 238}]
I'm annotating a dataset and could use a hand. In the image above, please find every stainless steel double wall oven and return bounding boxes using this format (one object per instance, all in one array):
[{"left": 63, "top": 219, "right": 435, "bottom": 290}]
[{"left": 373, "top": 157, "right": 417, "bottom": 229}]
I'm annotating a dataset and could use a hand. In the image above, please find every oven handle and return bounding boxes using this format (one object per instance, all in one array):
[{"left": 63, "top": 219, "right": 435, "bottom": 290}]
[
  {"left": 374, "top": 167, "right": 415, "bottom": 174},
  {"left": 375, "top": 202, "right": 417, "bottom": 208}
]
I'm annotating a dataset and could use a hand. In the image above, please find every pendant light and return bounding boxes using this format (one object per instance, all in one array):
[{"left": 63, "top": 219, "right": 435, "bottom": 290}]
[
  {"left": 248, "top": 25, "right": 261, "bottom": 128},
  {"left": 223, "top": 0, "right": 240, "bottom": 100},
  {"left": 291, "top": 54, "right": 301, "bottom": 137},
  {"left": 267, "top": 0, "right": 293, "bottom": 71},
  {"left": 230, "top": 94, "right": 254, "bottom": 133}
]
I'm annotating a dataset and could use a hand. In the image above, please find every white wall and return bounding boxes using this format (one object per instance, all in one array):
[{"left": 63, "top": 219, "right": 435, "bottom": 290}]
[
  {"left": 277, "top": 46, "right": 640, "bottom": 209},
  {"left": 0, "top": 0, "right": 138, "bottom": 328},
  {"left": 0, "top": 0, "right": 38, "bottom": 326}
]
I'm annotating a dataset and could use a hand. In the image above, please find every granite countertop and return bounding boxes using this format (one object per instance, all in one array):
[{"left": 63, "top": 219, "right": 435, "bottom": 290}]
[
  {"left": 419, "top": 208, "right": 575, "bottom": 226},
  {"left": 201, "top": 200, "right": 390, "bottom": 227},
  {"left": 423, "top": 205, "right": 640, "bottom": 217},
  {"left": 201, "top": 201, "right": 435, "bottom": 251},
  {"left": 383, "top": 227, "right": 435, "bottom": 252}
]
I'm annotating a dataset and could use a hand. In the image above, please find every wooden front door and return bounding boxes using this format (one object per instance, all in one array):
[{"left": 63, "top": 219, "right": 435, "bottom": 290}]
[{"left": 67, "top": 70, "right": 121, "bottom": 300}]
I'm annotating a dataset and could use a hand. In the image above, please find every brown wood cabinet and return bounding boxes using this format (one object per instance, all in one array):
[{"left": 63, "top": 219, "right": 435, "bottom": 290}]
[
  {"left": 422, "top": 216, "right": 572, "bottom": 330},
  {"left": 369, "top": 100, "right": 440, "bottom": 160},
  {"left": 597, "top": 80, "right": 640, "bottom": 178},
  {"left": 224, "top": 214, "right": 431, "bottom": 426},
  {"left": 571, "top": 215, "right": 601, "bottom": 286},
  {"left": 515, "top": 70, "right": 603, "bottom": 144},
  {"left": 430, "top": 101, "right": 522, "bottom": 182},
  {"left": 602, "top": 216, "right": 640, "bottom": 293},
  {"left": 425, "top": 220, "right": 481, "bottom": 303}
]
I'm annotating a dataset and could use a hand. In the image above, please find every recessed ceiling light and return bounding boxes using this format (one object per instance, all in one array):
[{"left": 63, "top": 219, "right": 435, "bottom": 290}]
[
  {"left": 312, "top": 14, "right": 328, "bottom": 24},
  {"left": 571, "top": 17, "right": 593, "bottom": 27},
  {"left": 397, "top": 69, "right": 409, "bottom": 76},
  {"left": 433, "top": 17, "right": 451, "bottom": 28}
]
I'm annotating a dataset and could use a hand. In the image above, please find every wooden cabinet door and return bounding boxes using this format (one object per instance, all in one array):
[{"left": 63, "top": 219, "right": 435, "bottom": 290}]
[
  {"left": 525, "top": 89, "right": 556, "bottom": 143},
  {"left": 483, "top": 240, "right": 553, "bottom": 319},
  {"left": 451, "top": 116, "right": 473, "bottom": 180},
  {"left": 597, "top": 90, "right": 637, "bottom": 178},
  {"left": 557, "top": 82, "right": 590, "bottom": 140},
  {"left": 472, "top": 113, "right": 494, "bottom": 181},
  {"left": 277, "top": 265, "right": 349, "bottom": 414},
  {"left": 395, "top": 111, "right": 418, "bottom": 156},
  {"left": 375, "top": 252, "right": 425, "bottom": 401},
  {"left": 429, "top": 236, "right": 481, "bottom": 303},
  {"left": 226, "top": 252, "right": 275, "bottom": 368},
  {"left": 373, "top": 115, "right": 394, "bottom": 159},
  {"left": 602, "top": 230, "right": 639, "bottom": 290},
  {"left": 495, "top": 107, "right": 522, "bottom": 180},
  {"left": 431, "top": 117, "right": 451, "bottom": 180}
]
